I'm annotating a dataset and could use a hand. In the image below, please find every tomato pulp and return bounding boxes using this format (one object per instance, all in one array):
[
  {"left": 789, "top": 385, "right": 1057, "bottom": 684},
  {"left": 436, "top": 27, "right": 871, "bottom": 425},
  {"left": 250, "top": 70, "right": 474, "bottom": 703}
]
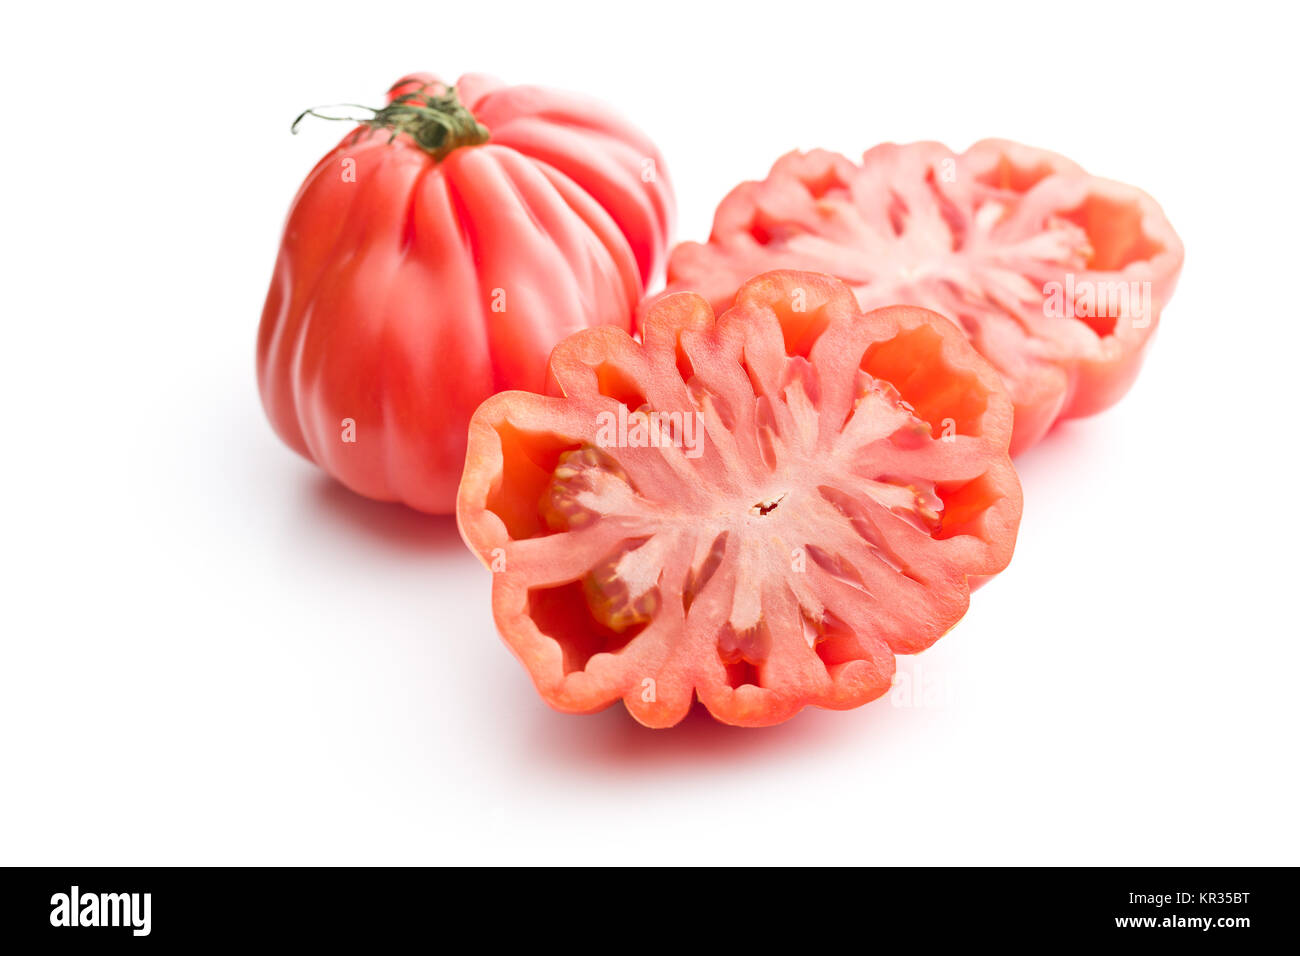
[
  {"left": 458, "top": 271, "right": 1022, "bottom": 727},
  {"left": 662, "top": 141, "right": 1183, "bottom": 453}
]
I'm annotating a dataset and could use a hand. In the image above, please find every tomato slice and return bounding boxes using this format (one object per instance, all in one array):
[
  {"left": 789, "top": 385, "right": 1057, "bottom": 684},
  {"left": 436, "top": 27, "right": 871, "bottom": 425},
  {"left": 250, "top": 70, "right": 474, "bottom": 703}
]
[
  {"left": 663, "top": 141, "right": 1184, "bottom": 454},
  {"left": 457, "top": 271, "right": 1022, "bottom": 727}
]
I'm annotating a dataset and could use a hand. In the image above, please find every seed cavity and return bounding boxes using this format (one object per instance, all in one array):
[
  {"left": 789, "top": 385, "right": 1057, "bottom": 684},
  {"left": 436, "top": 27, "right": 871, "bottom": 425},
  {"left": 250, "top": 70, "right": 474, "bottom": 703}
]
[
  {"left": 583, "top": 537, "right": 660, "bottom": 634},
  {"left": 540, "top": 446, "right": 632, "bottom": 531},
  {"left": 683, "top": 532, "right": 728, "bottom": 615},
  {"left": 718, "top": 620, "right": 770, "bottom": 689}
]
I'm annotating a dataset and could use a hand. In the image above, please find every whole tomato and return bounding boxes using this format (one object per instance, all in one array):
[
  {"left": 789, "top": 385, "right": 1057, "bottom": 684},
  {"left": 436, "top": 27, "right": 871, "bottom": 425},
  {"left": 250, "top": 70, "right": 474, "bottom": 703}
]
[{"left": 258, "top": 73, "right": 675, "bottom": 513}]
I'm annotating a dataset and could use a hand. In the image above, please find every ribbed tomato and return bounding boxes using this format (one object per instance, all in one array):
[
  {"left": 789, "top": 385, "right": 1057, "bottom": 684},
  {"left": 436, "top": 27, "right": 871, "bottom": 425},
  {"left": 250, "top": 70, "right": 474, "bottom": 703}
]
[
  {"left": 258, "top": 73, "right": 675, "bottom": 513},
  {"left": 663, "top": 141, "right": 1183, "bottom": 454},
  {"left": 457, "top": 271, "right": 1022, "bottom": 727}
]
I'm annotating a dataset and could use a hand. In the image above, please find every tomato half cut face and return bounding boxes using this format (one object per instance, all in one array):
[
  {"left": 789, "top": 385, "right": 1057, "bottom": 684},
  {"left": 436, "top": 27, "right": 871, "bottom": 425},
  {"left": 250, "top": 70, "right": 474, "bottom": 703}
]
[
  {"left": 457, "top": 271, "right": 1022, "bottom": 727},
  {"left": 664, "top": 141, "right": 1184, "bottom": 454}
]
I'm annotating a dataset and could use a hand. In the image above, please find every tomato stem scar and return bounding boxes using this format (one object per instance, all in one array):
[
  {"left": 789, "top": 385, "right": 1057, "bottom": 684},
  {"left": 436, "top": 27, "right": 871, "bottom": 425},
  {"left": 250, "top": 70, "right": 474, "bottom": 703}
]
[{"left": 291, "top": 80, "right": 490, "bottom": 162}]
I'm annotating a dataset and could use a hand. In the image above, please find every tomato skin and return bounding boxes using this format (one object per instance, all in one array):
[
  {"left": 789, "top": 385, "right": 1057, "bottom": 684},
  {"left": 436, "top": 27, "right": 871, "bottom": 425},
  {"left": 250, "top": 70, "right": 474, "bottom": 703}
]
[
  {"left": 391, "top": 74, "right": 675, "bottom": 288},
  {"left": 257, "top": 74, "right": 674, "bottom": 513},
  {"left": 458, "top": 270, "right": 1021, "bottom": 728},
  {"left": 661, "top": 140, "right": 1183, "bottom": 455}
]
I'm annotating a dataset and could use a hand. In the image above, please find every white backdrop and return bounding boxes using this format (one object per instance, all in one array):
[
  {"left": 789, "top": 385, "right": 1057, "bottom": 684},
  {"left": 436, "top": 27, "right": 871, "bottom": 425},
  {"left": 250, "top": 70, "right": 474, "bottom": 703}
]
[{"left": 2, "top": 0, "right": 1296, "bottom": 865}]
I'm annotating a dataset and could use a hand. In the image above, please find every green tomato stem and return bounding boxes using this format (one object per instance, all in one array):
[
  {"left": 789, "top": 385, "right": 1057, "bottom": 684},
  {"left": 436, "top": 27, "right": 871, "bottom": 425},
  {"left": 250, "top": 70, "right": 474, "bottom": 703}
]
[{"left": 291, "top": 83, "right": 489, "bottom": 162}]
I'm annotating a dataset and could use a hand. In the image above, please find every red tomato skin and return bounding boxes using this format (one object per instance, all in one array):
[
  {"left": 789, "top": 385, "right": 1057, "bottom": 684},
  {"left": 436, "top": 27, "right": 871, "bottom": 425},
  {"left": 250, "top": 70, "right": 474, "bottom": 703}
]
[
  {"left": 258, "top": 75, "right": 674, "bottom": 513},
  {"left": 392, "top": 74, "right": 676, "bottom": 287}
]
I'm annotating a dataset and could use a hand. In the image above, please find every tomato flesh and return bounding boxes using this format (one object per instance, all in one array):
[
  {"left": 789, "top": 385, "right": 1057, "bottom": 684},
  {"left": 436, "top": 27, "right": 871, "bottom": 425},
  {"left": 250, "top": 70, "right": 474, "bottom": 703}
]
[
  {"left": 458, "top": 271, "right": 1022, "bottom": 727},
  {"left": 663, "top": 141, "right": 1184, "bottom": 454}
]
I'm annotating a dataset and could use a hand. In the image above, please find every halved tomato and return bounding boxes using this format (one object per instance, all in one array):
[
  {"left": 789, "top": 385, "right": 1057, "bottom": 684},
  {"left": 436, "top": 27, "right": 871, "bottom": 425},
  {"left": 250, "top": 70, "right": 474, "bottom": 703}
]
[
  {"left": 457, "top": 271, "right": 1022, "bottom": 727},
  {"left": 663, "top": 141, "right": 1184, "bottom": 454}
]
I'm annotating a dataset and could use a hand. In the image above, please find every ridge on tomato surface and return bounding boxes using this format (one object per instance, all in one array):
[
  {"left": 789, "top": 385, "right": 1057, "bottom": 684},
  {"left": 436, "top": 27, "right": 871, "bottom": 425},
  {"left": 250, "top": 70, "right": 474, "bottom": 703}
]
[
  {"left": 662, "top": 140, "right": 1184, "bottom": 455},
  {"left": 258, "top": 73, "right": 675, "bottom": 514},
  {"left": 457, "top": 271, "right": 1022, "bottom": 727}
]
